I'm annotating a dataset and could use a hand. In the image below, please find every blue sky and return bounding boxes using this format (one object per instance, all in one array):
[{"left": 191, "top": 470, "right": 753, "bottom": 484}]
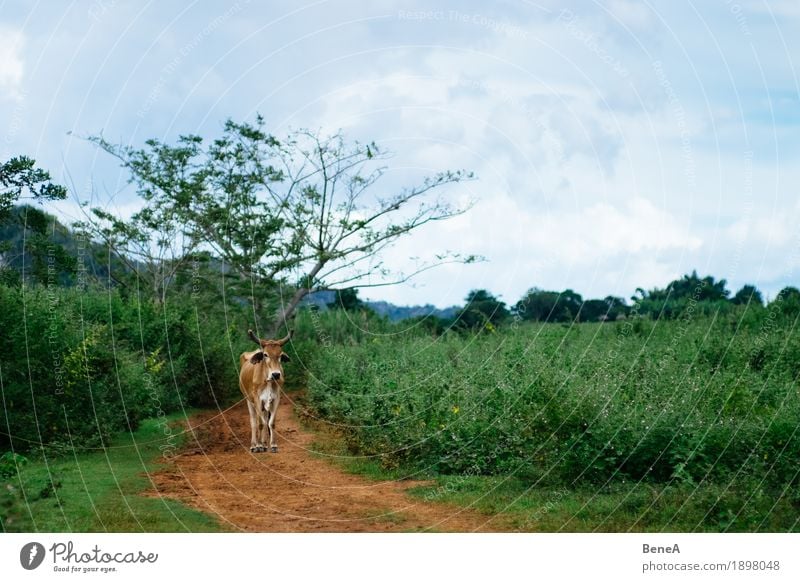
[{"left": 1, "top": 1, "right": 799, "bottom": 307}]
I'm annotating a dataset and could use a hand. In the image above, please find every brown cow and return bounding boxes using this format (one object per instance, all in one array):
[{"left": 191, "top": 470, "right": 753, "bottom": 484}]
[{"left": 239, "top": 329, "right": 292, "bottom": 453}]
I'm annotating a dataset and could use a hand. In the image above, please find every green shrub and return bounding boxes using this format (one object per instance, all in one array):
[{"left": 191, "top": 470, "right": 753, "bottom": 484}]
[
  {"left": 303, "top": 308, "right": 800, "bottom": 491},
  {"left": 0, "top": 283, "right": 240, "bottom": 454}
]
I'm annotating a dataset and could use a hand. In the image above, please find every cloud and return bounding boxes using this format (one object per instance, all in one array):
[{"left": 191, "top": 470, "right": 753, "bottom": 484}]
[
  {"left": 534, "top": 197, "right": 703, "bottom": 258},
  {"left": 741, "top": 0, "right": 800, "bottom": 19},
  {"left": 3, "top": 1, "right": 800, "bottom": 307},
  {"left": 363, "top": 191, "right": 703, "bottom": 307},
  {"left": 607, "top": 0, "right": 654, "bottom": 31},
  {"left": 0, "top": 26, "right": 24, "bottom": 100}
]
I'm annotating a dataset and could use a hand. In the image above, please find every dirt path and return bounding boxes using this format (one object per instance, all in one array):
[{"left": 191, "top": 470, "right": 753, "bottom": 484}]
[{"left": 147, "top": 393, "right": 503, "bottom": 532}]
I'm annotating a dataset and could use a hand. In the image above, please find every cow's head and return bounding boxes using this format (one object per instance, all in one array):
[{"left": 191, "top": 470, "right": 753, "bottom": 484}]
[{"left": 247, "top": 329, "right": 292, "bottom": 384}]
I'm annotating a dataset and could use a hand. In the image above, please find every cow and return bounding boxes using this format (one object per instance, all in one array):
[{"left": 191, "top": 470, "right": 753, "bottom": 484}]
[{"left": 239, "top": 328, "right": 293, "bottom": 453}]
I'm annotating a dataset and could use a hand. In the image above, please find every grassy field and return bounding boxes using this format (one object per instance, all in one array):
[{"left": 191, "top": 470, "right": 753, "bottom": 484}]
[
  {"left": 307, "top": 415, "right": 799, "bottom": 532},
  {"left": 0, "top": 412, "right": 223, "bottom": 532},
  {"left": 299, "top": 306, "right": 800, "bottom": 532},
  {"left": 5, "top": 304, "right": 798, "bottom": 533},
  {"left": 406, "top": 476, "right": 799, "bottom": 532}
]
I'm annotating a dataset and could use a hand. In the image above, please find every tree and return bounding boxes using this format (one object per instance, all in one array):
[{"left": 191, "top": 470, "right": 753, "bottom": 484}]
[
  {"left": 456, "top": 289, "right": 510, "bottom": 330},
  {"left": 82, "top": 206, "right": 201, "bottom": 304},
  {"left": 602, "top": 295, "right": 629, "bottom": 320},
  {"left": 632, "top": 270, "right": 731, "bottom": 319},
  {"left": 578, "top": 296, "right": 629, "bottom": 322},
  {"left": 731, "top": 284, "right": 763, "bottom": 306},
  {"left": 514, "top": 287, "right": 584, "bottom": 322},
  {"left": 515, "top": 288, "right": 557, "bottom": 321},
  {"left": 1, "top": 156, "right": 67, "bottom": 223},
  {"left": 776, "top": 286, "right": 800, "bottom": 315},
  {"left": 78, "top": 134, "right": 209, "bottom": 303},
  {"left": 89, "top": 118, "right": 477, "bottom": 333},
  {"left": 327, "top": 288, "right": 366, "bottom": 311},
  {"left": 556, "top": 289, "right": 584, "bottom": 321},
  {"left": 1, "top": 158, "right": 70, "bottom": 285},
  {"left": 0, "top": 206, "right": 78, "bottom": 286},
  {"left": 644, "top": 270, "right": 730, "bottom": 303}
]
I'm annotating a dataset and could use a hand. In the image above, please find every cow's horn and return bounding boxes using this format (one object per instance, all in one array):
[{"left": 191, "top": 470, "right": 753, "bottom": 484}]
[
  {"left": 247, "top": 329, "right": 262, "bottom": 347},
  {"left": 277, "top": 329, "right": 294, "bottom": 346}
]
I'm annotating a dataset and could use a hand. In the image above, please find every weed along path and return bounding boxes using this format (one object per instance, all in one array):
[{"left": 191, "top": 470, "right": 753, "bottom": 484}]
[{"left": 146, "top": 393, "right": 502, "bottom": 532}]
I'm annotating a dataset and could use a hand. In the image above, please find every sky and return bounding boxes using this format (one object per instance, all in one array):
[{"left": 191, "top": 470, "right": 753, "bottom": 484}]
[{"left": 1, "top": 0, "right": 799, "bottom": 308}]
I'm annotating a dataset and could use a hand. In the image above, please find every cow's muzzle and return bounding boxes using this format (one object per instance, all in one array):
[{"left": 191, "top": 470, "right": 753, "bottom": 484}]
[{"left": 271, "top": 371, "right": 282, "bottom": 381}]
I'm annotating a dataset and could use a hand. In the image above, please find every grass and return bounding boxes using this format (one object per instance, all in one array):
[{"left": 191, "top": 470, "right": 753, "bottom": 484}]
[
  {"left": 406, "top": 475, "right": 800, "bottom": 532},
  {"left": 296, "top": 307, "right": 800, "bottom": 532},
  {"left": 306, "top": 419, "right": 800, "bottom": 532},
  {"left": 305, "top": 421, "right": 800, "bottom": 532},
  {"left": 1, "top": 412, "right": 224, "bottom": 532}
]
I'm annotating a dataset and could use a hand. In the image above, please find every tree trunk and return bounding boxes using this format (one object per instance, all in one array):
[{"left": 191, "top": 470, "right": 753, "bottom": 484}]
[
  {"left": 267, "top": 286, "right": 309, "bottom": 337},
  {"left": 267, "top": 259, "right": 325, "bottom": 337}
]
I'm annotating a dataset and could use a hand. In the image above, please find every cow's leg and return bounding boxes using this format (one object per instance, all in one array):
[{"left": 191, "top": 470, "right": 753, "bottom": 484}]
[
  {"left": 258, "top": 402, "right": 270, "bottom": 450},
  {"left": 246, "top": 400, "right": 261, "bottom": 452},
  {"left": 257, "top": 389, "right": 274, "bottom": 452},
  {"left": 268, "top": 390, "right": 281, "bottom": 453}
]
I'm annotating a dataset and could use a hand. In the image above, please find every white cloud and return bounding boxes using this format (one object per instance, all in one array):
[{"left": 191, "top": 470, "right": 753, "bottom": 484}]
[
  {"left": 362, "top": 192, "right": 703, "bottom": 307},
  {"left": 238, "top": 36, "right": 795, "bottom": 306},
  {"left": 5, "top": 1, "right": 800, "bottom": 308},
  {"left": 607, "top": 0, "right": 654, "bottom": 30},
  {"left": 0, "top": 27, "right": 25, "bottom": 100},
  {"left": 742, "top": 0, "right": 800, "bottom": 19}
]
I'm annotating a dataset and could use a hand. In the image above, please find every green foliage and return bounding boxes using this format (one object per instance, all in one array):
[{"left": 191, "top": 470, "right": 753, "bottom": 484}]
[
  {"left": 455, "top": 289, "right": 510, "bottom": 330},
  {"left": 0, "top": 481, "right": 35, "bottom": 531},
  {"left": 632, "top": 270, "right": 737, "bottom": 320},
  {"left": 0, "top": 206, "right": 78, "bottom": 287},
  {"left": 327, "top": 288, "right": 367, "bottom": 312},
  {"left": 515, "top": 287, "right": 584, "bottom": 322},
  {"left": 513, "top": 288, "right": 628, "bottom": 323},
  {"left": 292, "top": 305, "right": 394, "bottom": 350},
  {"left": 89, "top": 120, "right": 475, "bottom": 332},
  {"left": 0, "top": 157, "right": 67, "bottom": 223},
  {"left": 776, "top": 286, "right": 800, "bottom": 315},
  {"left": 0, "top": 452, "right": 28, "bottom": 479},
  {"left": 304, "top": 306, "right": 800, "bottom": 495},
  {"left": 0, "top": 283, "right": 240, "bottom": 454},
  {"left": 643, "top": 270, "right": 731, "bottom": 303},
  {"left": 732, "top": 284, "right": 764, "bottom": 306},
  {"left": 503, "top": 272, "right": 766, "bottom": 326},
  {"left": 403, "top": 314, "right": 452, "bottom": 336},
  {"left": 407, "top": 476, "right": 799, "bottom": 532},
  {"left": 0, "top": 206, "right": 124, "bottom": 289}
]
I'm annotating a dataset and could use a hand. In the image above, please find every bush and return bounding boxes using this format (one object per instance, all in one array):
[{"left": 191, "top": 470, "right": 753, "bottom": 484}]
[
  {"left": 0, "top": 284, "right": 240, "bottom": 453},
  {"left": 304, "top": 308, "right": 800, "bottom": 491}
]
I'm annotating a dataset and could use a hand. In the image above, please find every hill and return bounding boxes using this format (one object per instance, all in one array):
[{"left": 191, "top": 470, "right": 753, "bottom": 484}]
[{"left": 301, "top": 290, "right": 458, "bottom": 321}]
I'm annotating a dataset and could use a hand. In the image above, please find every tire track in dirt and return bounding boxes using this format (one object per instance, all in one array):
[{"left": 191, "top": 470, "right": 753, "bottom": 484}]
[{"left": 146, "top": 393, "right": 505, "bottom": 532}]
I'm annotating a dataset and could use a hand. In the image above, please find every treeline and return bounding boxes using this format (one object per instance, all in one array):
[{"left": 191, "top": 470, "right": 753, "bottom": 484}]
[{"left": 363, "top": 271, "right": 794, "bottom": 332}]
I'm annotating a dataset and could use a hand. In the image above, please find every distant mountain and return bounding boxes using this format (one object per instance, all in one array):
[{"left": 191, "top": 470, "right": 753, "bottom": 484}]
[
  {"left": 302, "top": 290, "right": 458, "bottom": 321},
  {"left": 0, "top": 205, "right": 119, "bottom": 285},
  {"left": 365, "top": 300, "right": 458, "bottom": 322},
  {"left": 301, "top": 290, "right": 336, "bottom": 309}
]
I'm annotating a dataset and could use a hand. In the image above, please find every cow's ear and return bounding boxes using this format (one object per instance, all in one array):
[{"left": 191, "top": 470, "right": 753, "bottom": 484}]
[
  {"left": 249, "top": 351, "right": 265, "bottom": 365},
  {"left": 280, "top": 353, "right": 291, "bottom": 363}
]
